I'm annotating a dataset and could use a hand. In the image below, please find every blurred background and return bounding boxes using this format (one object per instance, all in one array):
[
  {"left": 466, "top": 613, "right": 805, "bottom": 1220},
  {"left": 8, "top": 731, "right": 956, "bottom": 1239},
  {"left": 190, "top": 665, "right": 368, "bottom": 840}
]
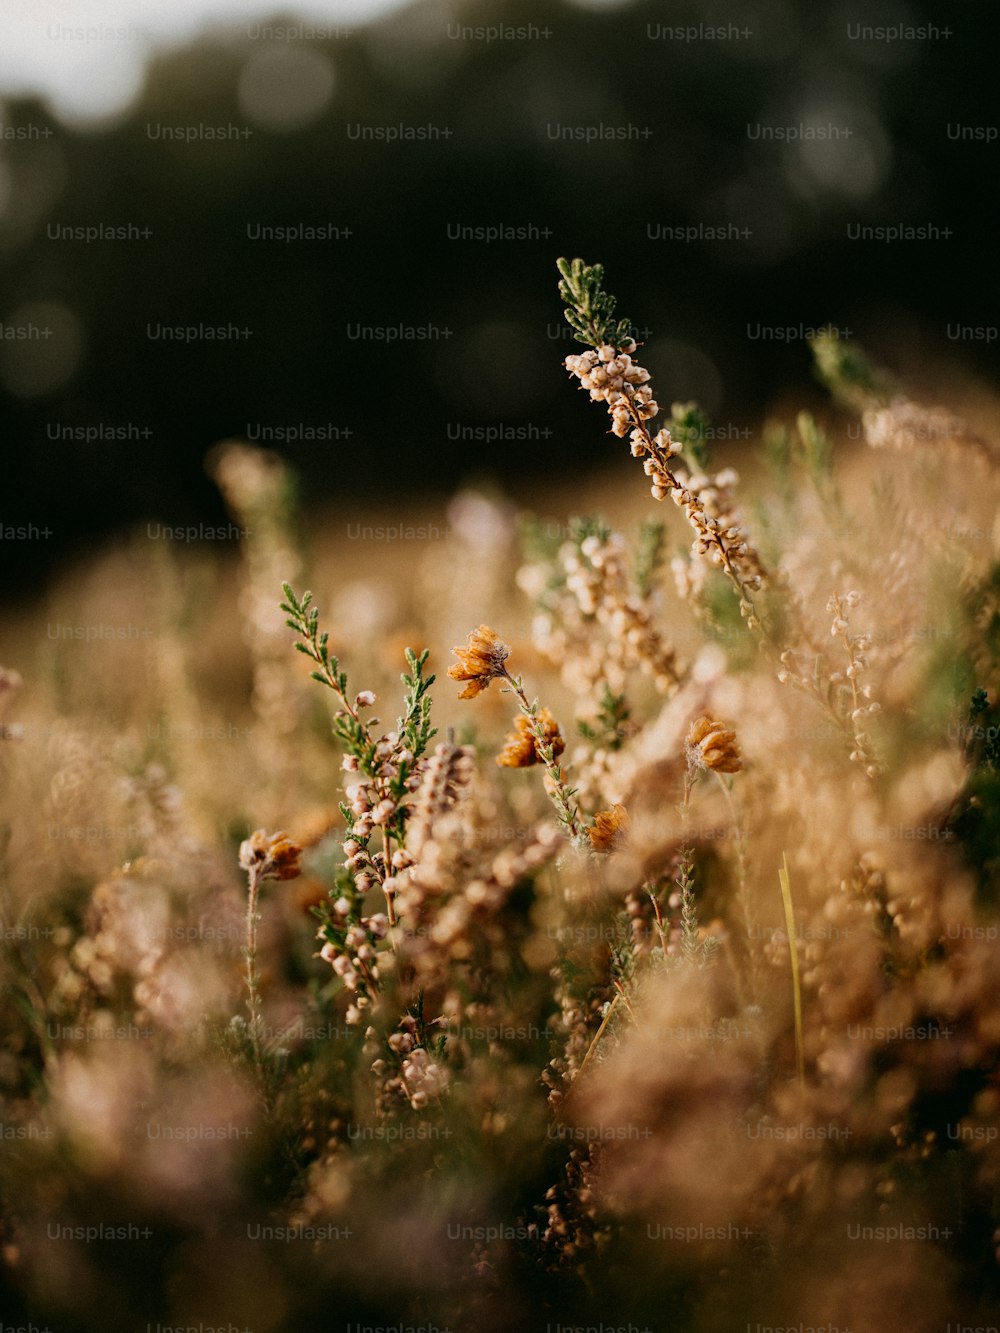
[{"left": 0, "top": 0, "right": 997, "bottom": 596}]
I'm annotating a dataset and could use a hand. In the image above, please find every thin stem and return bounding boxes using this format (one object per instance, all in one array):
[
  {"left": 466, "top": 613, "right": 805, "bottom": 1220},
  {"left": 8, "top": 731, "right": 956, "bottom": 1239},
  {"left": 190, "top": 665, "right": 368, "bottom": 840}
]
[
  {"left": 778, "top": 852, "right": 805, "bottom": 1086},
  {"left": 647, "top": 881, "right": 668, "bottom": 952},
  {"left": 382, "top": 828, "right": 397, "bottom": 926},
  {"left": 245, "top": 866, "right": 264, "bottom": 1069},
  {"left": 574, "top": 993, "right": 621, "bottom": 1086},
  {"left": 612, "top": 977, "right": 639, "bottom": 1024},
  {"left": 715, "top": 771, "right": 760, "bottom": 1008}
]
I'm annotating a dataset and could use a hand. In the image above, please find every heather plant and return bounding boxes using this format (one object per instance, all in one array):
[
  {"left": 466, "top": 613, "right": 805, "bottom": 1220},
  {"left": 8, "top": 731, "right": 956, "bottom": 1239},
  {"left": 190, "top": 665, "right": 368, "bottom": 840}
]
[{"left": 1, "top": 261, "right": 1000, "bottom": 1333}]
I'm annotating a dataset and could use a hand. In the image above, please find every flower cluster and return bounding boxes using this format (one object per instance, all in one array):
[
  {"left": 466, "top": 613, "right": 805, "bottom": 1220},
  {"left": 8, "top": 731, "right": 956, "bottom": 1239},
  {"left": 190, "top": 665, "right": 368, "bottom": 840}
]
[
  {"left": 563, "top": 343, "right": 657, "bottom": 436},
  {"left": 774, "top": 591, "right": 883, "bottom": 779},
  {"left": 366, "top": 1014, "right": 451, "bottom": 1112},
  {"left": 685, "top": 716, "right": 742, "bottom": 778},
  {"left": 560, "top": 260, "right": 766, "bottom": 630},
  {"left": 238, "top": 829, "right": 303, "bottom": 882},
  {"left": 497, "top": 708, "right": 564, "bottom": 768},
  {"left": 399, "top": 1045, "right": 449, "bottom": 1110},
  {"left": 518, "top": 519, "right": 678, "bottom": 816},
  {"left": 642, "top": 439, "right": 766, "bottom": 628},
  {"left": 450, "top": 627, "right": 584, "bottom": 840},
  {"left": 340, "top": 734, "right": 415, "bottom": 922},
  {"left": 393, "top": 812, "right": 562, "bottom": 985},
  {"left": 567, "top": 530, "right": 683, "bottom": 694},
  {"left": 402, "top": 740, "right": 476, "bottom": 857},
  {"left": 588, "top": 803, "right": 630, "bottom": 852},
  {"left": 0, "top": 666, "right": 23, "bottom": 742},
  {"left": 668, "top": 466, "right": 768, "bottom": 609},
  {"left": 317, "top": 899, "right": 390, "bottom": 1025},
  {"left": 446, "top": 624, "right": 511, "bottom": 698},
  {"left": 825, "top": 592, "right": 882, "bottom": 777}
]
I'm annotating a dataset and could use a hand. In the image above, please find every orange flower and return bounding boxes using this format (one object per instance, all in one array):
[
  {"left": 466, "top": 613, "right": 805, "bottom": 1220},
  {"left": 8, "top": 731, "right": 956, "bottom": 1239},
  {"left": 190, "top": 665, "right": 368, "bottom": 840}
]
[
  {"left": 588, "top": 804, "right": 630, "bottom": 853},
  {"left": 497, "top": 709, "right": 565, "bottom": 768},
  {"left": 448, "top": 625, "right": 510, "bottom": 700},
  {"left": 238, "top": 829, "right": 302, "bottom": 881},
  {"left": 685, "top": 716, "right": 742, "bottom": 775}
]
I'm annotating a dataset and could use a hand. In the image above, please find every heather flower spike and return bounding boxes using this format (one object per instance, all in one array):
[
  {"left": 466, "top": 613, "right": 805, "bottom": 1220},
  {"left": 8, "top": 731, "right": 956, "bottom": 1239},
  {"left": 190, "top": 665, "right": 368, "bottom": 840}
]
[{"left": 558, "top": 258, "right": 767, "bottom": 633}]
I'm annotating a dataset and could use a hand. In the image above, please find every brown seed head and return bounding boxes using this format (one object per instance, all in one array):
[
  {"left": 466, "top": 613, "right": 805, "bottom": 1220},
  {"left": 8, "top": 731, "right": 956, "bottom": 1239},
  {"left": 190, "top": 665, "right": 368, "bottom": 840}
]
[
  {"left": 497, "top": 708, "right": 565, "bottom": 768},
  {"left": 448, "top": 625, "right": 511, "bottom": 699},
  {"left": 239, "top": 829, "right": 303, "bottom": 881},
  {"left": 685, "top": 716, "right": 742, "bottom": 775},
  {"left": 588, "top": 804, "right": 631, "bottom": 853}
]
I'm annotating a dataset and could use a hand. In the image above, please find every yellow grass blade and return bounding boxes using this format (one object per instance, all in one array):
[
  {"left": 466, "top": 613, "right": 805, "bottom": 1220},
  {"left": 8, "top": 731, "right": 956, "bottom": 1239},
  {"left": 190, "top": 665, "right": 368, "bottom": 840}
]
[{"left": 778, "top": 851, "right": 805, "bottom": 1086}]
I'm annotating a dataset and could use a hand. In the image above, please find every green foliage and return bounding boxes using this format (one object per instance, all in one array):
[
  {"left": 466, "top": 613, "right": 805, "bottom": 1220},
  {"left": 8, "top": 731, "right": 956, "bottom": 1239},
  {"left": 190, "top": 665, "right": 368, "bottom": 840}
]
[
  {"left": 632, "top": 519, "right": 666, "bottom": 600},
  {"left": 763, "top": 420, "right": 793, "bottom": 483},
  {"left": 669, "top": 401, "right": 712, "bottom": 472},
  {"left": 609, "top": 914, "right": 638, "bottom": 991},
  {"left": 389, "top": 649, "right": 437, "bottom": 834},
  {"left": 969, "top": 688, "right": 1000, "bottom": 773},
  {"left": 659, "top": 853, "right": 719, "bottom": 971},
  {"left": 518, "top": 512, "right": 563, "bottom": 566},
  {"left": 576, "top": 685, "right": 631, "bottom": 752},
  {"left": 794, "top": 412, "right": 837, "bottom": 502},
  {"left": 810, "top": 329, "right": 895, "bottom": 414},
  {"left": 925, "top": 686, "right": 1000, "bottom": 908},
  {"left": 281, "top": 583, "right": 349, "bottom": 699},
  {"left": 282, "top": 584, "right": 435, "bottom": 806},
  {"left": 557, "top": 256, "right": 636, "bottom": 349},
  {"left": 699, "top": 569, "right": 757, "bottom": 671}
]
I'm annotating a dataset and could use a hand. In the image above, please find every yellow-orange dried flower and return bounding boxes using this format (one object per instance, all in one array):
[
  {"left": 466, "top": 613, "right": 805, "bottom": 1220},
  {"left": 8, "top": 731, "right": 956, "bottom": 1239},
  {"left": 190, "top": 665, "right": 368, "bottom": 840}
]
[
  {"left": 497, "top": 709, "right": 565, "bottom": 768},
  {"left": 238, "top": 829, "right": 302, "bottom": 881},
  {"left": 685, "top": 716, "right": 742, "bottom": 775},
  {"left": 588, "top": 804, "right": 630, "bottom": 852},
  {"left": 448, "top": 625, "right": 511, "bottom": 699}
]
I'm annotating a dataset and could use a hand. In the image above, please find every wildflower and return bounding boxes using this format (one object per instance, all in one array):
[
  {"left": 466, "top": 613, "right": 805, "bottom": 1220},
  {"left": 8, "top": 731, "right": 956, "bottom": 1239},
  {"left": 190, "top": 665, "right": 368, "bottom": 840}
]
[
  {"left": 402, "top": 1046, "right": 449, "bottom": 1109},
  {"left": 497, "top": 708, "right": 565, "bottom": 768},
  {"left": 0, "top": 667, "right": 21, "bottom": 742},
  {"left": 448, "top": 624, "right": 511, "bottom": 699},
  {"left": 0, "top": 667, "right": 21, "bottom": 694},
  {"left": 685, "top": 716, "right": 742, "bottom": 776},
  {"left": 559, "top": 260, "right": 767, "bottom": 630},
  {"left": 588, "top": 804, "right": 630, "bottom": 852},
  {"left": 238, "top": 829, "right": 302, "bottom": 881}
]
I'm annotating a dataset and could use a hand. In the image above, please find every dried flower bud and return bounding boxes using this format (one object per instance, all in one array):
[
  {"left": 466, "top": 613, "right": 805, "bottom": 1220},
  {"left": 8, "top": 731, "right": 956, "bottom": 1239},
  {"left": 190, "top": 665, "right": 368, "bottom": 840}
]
[
  {"left": 448, "top": 625, "right": 511, "bottom": 700},
  {"left": 588, "top": 804, "right": 630, "bottom": 853},
  {"left": 685, "top": 716, "right": 742, "bottom": 775},
  {"left": 496, "top": 708, "right": 565, "bottom": 768},
  {"left": 238, "top": 829, "right": 302, "bottom": 881}
]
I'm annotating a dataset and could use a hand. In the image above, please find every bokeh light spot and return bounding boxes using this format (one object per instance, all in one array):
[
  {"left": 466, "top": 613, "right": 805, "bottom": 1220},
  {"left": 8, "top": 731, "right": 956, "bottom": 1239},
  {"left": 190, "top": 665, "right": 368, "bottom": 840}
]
[{"left": 237, "top": 47, "right": 335, "bottom": 132}]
